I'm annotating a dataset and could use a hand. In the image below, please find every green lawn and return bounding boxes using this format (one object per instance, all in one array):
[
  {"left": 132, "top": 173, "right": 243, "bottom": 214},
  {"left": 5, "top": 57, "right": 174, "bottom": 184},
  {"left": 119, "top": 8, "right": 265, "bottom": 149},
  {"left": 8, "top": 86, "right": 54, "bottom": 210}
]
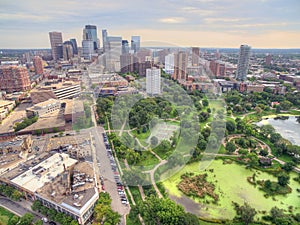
[
  {"left": 135, "top": 151, "right": 160, "bottom": 168},
  {"left": 129, "top": 186, "right": 143, "bottom": 205},
  {"left": 0, "top": 207, "right": 16, "bottom": 225}
]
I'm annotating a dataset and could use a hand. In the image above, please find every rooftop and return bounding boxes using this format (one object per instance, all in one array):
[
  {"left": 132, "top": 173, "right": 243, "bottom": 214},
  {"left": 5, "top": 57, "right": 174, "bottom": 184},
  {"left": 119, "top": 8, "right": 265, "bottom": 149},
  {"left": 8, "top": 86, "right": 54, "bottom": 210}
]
[
  {"left": 27, "top": 98, "right": 60, "bottom": 110},
  {"left": 11, "top": 153, "right": 77, "bottom": 192},
  {"left": 0, "top": 100, "right": 15, "bottom": 107}
]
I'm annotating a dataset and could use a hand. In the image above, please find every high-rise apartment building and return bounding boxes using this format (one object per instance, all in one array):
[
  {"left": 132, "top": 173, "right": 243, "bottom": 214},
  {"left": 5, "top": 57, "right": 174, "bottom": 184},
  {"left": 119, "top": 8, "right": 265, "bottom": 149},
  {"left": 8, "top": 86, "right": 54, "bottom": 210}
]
[
  {"left": 83, "top": 25, "right": 99, "bottom": 50},
  {"left": 235, "top": 45, "right": 251, "bottom": 81},
  {"left": 63, "top": 41, "right": 74, "bottom": 61},
  {"left": 70, "top": 38, "right": 78, "bottom": 55},
  {"left": 146, "top": 68, "right": 161, "bottom": 95},
  {"left": 106, "top": 36, "right": 122, "bottom": 72},
  {"left": 49, "top": 32, "right": 63, "bottom": 60},
  {"left": 0, "top": 66, "right": 31, "bottom": 93},
  {"left": 165, "top": 54, "right": 174, "bottom": 74},
  {"left": 33, "top": 56, "right": 44, "bottom": 75},
  {"left": 209, "top": 60, "right": 226, "bottom": 77},
  {"left": 82, "top": 40, "right": 94, "bottom": 60},
  {"left": 265, "top": 54, "right": 272, "bottom": 66},
  {"left": 174, "top": 51, "right": 188, "bottom": 81},
  {"left": 191, "top": 47, "right": 200, "bottom": 66},
  {"left": 131, "top": 36, "right": 140, "bottom": 53}
]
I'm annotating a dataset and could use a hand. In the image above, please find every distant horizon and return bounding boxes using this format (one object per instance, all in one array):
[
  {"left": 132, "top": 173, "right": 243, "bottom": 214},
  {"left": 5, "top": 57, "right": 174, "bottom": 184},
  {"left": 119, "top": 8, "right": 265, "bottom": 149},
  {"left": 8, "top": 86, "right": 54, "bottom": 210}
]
[{"left": 1, "top": 47, "right": 300, "bottom": 51}]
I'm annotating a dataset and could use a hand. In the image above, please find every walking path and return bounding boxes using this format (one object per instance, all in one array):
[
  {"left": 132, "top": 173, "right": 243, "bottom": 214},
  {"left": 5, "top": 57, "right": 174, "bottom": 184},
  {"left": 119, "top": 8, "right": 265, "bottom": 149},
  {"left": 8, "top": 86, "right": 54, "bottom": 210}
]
[{"left": 223, "top": 134, "right": 300, "bottom": 173}]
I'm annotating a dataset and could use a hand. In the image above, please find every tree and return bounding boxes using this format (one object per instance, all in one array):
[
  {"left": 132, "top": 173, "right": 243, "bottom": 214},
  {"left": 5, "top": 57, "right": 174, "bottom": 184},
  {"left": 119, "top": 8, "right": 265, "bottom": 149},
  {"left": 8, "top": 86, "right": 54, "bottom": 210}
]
[
  {"left": 93, "top": 193, "right": 121, "bottom": 225},
  {"left": 197, "top": 139, "right": 207, "bottom": 151},
  {"left": 259, "top": 149, "right": 269, "bottom": 157},
  {"left": 226, "top": 142, "right": 236, "bottom": 153},
  {"left": 234, "top": 202, "right": 257, "bottom": 225},
  {"left": 280, "top": 100, "right": 292, "bottom": 110},
  {"left": 31, "top": 200, "right": 42, "bottom": 211},
  {"left": 8, "top": 216, "right": 19, "bottom": 225},
  {"left": 11, "top": 190, "right": 22, "bottom": 201},
  {"left": 202, "top": 99, "right": 209, "bottom": 107},
  {"left": 277, "top": 173, "right": 290, "bottom": 186},
  {"left": 226, "top": 120, "right": 236, "bottom": 133},
  {"left": 281, "top": 162, "right": 295, "bottom": 172},
  {"left": 270, "top": 206, "right": 284, "bottom": 221},
  {"left": 150, "top": 136, "right": 159, "bottom": 146},
  {"left": 18, "top": 213, "right": 34, "bottom": 225},
  {"left": 33, "top": 220, "right": 43, "bottom": 225},
  {"left": 270, "top": 133, "right": 282, "bottom": 144},
  {"left": 139, "top": 195, "right": 193, "bottom": 225}
]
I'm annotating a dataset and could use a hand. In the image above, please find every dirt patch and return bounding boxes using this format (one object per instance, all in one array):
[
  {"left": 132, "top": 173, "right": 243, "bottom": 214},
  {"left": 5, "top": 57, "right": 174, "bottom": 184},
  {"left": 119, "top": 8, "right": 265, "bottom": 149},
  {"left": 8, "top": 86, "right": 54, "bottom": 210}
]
[{"left": 177, "top": 172, "right": 219, "bottom": 202}]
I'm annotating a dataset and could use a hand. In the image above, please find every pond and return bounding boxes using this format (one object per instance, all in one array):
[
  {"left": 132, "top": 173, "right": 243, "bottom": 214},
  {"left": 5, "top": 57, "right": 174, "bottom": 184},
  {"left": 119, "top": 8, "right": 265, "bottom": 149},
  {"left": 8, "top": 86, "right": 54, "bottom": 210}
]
[
  {"left": 162, "top": 160, "right": 300, "bottom": 220},
  {"left": 257, "top": 116, "right": 300, "bottom": 146}
]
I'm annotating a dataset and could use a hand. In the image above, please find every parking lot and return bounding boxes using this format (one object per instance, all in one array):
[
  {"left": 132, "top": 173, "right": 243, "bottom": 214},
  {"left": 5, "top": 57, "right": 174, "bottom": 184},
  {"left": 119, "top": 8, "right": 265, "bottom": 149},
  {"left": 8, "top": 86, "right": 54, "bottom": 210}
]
[{"left": 91, "top": 127, "right": 130, "bottom": 224}]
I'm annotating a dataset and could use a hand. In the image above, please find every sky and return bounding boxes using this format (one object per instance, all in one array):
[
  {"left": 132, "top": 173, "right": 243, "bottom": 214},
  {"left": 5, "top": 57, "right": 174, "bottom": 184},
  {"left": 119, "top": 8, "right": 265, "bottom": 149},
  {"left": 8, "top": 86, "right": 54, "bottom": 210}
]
[{"left": 0, "top": 0, "right": 300, "bottom": 49}]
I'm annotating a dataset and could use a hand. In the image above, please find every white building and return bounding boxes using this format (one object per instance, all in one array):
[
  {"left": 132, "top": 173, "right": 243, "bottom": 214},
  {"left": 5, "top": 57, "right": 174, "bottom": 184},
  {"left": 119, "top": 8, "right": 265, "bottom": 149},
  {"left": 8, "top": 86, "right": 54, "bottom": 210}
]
[
  {"left": 82, "top": 40, "right": 94, "bottom": 60},
  {"left": 165, "top": 54, "right": 174, "bottom": 74},
  {"left": 26, "top": 98, "right": 61, "bottom": 117},
  {"left": 146, "top": 68, "right": 161, "bottom": 95},
  {"left": 236, "top": 45, "right": 251, "bottom": 81}
]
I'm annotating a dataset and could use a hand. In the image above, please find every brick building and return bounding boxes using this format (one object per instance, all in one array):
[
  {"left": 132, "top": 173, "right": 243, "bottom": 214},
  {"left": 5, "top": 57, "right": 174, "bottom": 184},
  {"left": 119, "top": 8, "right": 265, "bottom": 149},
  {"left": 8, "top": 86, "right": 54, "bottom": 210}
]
[{"left": 0, "top": 66, "right": 31, "bottom": 93}]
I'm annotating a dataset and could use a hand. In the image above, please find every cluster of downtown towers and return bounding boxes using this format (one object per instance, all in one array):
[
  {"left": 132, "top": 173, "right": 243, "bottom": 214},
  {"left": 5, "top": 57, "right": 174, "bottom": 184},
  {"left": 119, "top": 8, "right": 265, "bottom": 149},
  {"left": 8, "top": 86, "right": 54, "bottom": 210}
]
[
  {"left": 49, "top": 25, "right": 251, "bottom": 86},
  {"left": 49, "top": 25, "right": 140, "bottom": 64}
]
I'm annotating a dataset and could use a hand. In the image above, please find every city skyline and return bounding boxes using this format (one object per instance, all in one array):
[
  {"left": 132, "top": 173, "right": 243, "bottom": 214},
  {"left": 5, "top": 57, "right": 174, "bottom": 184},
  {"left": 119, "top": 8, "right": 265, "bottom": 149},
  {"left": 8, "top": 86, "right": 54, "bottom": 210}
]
[{"left": 0, "top": 0, "right": 300, "bottom": 49}]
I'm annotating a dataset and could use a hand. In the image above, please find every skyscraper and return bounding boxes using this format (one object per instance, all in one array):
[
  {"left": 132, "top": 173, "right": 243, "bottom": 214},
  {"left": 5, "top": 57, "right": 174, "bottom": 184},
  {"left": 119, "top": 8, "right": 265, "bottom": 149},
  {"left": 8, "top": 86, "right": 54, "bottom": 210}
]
[
  {"left": 165, "top": 54, "right": 174, "bottom": 74},
  {"left": 106, "top": 36, "right": 122, "bottom": 72},
  {"left": 70, "top": 38, "right": 78, "bottom": 55},
  {"left": 82, "top": 40, "right": 94, "bottom": 60},
  {"left": 236, "top": 45, "right": 251, "bottom": 81},
  {"left": 0, "top": 66, "right": 31, "bottom": 93},
  {"left": 191, "top": 47, "right": 200, "bottom": 66},
  {"left": 102, "top": 29, "right": 108, "bottom": 52},
  {"left": 83, "top": 25, "right": 99, "bottom": 50},
  {"left": 33, "top": 56, "right": 44, "bottom": 75},
  {"left": 146, "top": 68, "right": 161, "bottom": 95},
  {"left": 122, "top": 40, "right": 129, "bottom": 54},
  {"left": 49, "top": 32, "right": 63, "bottom": 60},
  {"left": 63, "top": 41, "right": 74, "bottom": 60},
  {"left": 174, "top": 51, "right": 188, "bottom": 81},
  {"left": 131, "top": 36, "right": 140, "bottom": 53}
]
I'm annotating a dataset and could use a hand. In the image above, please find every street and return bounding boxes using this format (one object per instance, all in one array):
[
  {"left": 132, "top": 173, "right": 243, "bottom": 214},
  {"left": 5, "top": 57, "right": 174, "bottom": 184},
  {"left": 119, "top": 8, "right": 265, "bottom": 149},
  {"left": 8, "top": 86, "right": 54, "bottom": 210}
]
[
  {"left": 0, "top": 197, "right": 42, "bottom": 222},
  {"left": 90, "top": 126, "right": 130, "bottom": 225}
]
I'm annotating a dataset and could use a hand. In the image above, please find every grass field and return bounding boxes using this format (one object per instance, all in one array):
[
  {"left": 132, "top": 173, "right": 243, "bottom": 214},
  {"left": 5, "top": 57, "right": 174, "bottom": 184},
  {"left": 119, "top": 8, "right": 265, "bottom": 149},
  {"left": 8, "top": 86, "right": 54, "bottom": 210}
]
[{"left": 0, "top": 207, "right": 16, "bottom": 225}]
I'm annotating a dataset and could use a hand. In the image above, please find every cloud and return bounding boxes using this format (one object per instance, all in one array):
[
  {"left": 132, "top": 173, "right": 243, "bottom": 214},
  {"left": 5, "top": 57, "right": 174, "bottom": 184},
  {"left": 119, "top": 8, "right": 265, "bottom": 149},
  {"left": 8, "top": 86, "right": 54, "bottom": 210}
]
[
  {"left": 159, "top": 17, "right": 186, "bottom": 24},
  {"left": 204, "top": 18, "right": 249, "bottom": 23},
  {"left": 0, "top": 0, "right": 299, "bottom": 48}
]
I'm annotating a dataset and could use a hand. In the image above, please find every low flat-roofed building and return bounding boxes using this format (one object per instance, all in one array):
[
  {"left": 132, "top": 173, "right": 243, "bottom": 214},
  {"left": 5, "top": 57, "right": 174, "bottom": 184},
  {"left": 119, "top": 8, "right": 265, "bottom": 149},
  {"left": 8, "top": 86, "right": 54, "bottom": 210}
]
[
  {"left": 0, "top": 100, "right": 15, "bottom": 121},
  {"left": 246, "top": 84, "right": 265, "bottom": 93},
  {"left": 1, "top": 152, "right": 98, "bottom": 224},
  {"left": 31, "top": 81, "right": 81, "bottom": 104},
  {"left": 11, "top": 153, "right": 77, "bottom": 192},
  {"left": 26, "top": 98, "right": 61, "bottom": 117},
  {"left": 64, "top": 100, "right": 84, "bottom": 123},
  {"left": 18, "top": 110, "right": 66, "bottom": 135},
  {"left": 34, "top": 159, "right": 98, "bottom": 224}
]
